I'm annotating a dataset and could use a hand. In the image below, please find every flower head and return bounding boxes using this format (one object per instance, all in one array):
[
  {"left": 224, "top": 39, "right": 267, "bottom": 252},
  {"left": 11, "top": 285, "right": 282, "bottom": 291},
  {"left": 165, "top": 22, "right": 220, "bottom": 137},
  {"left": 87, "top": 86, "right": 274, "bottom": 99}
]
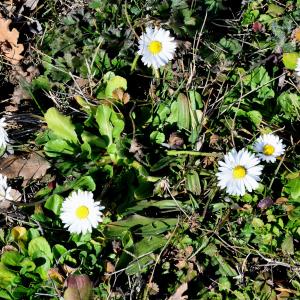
[
  {"left": 0, "top": 174, "right": 12, "bottom": 201},
  {"left": 0, "top": 118, "right": 9, "bottom": 150},
  {"left": 138, "top": 27, "right": 176, "bottom": 69},
  {"left": 216, "top": 148, "right": 263, "bottom": 196},
  {"left": 295, "top": 57, "right": 300, "bottom": 77},
  {"left": 253, "top": 133, "right": 285, "bottom": 163},
  {"left": 60, "top": 190, "right": 104, "bottom": 235}
]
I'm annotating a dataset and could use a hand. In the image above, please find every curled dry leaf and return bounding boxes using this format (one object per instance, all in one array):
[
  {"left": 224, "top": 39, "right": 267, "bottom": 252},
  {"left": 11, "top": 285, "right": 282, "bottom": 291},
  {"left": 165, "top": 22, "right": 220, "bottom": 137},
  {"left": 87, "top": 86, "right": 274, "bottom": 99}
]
[
  {"left": 291, "top": 27, "right": 300, "bottom": 42},
  {"left": 147, "top": 282, "right": 160, "bottom": 295},
  {"left": 48, "top": 268, "right": 64, "bottom": 284},
  {"left": 0, "top": 15, "right": 24, "bottom": 65},
  {"left": 168, "top": 132, "right": 184, "bottom": 149},
  {"left": 64, "top": 274, "right": 93, "bottom": 300},
  {"left": 0, "top": 152, "right": 50, "bottom": 186}
]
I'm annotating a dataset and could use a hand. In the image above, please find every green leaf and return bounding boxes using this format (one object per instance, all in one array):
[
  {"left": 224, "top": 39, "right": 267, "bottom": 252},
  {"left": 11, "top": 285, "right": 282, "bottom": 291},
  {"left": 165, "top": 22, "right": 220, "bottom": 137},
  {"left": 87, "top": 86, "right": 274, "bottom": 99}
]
[
  {"left": 1, "top": 251, "right": 24, "bottom": 267},
  {"left": 219, "top": 277, "right": 231, "bottom": 292},
  {"left": 214, "top": 255, "right": 238, "bottom": 277},
  {"left": 189, "top": 90, "right": 203, "bottom": 110},
  {"left": 28, "top": 237, "right": 53, "bottom": 280},
  {"left": 0, "top": 262, "right": 21, "bottom": 289},
  {"left": 267, "top": 3, "right": 285, "bottom": 16},
  {"left": 0, "top": 146, "right": 6, "bottom": 157},
  {"left": 44, "top": 194, "right": 63, "bottom": 215},
  {"left": 117, "top": 236, "right": 167, "bottom": 275},
  {"left": 32, "top": 76, "right": 51, "bottom": 91},
  {"left": 105, "top": 215, "right": 178, "bottom": 237},
  {"left": 243, "top": 66, "right": 271, "bottom": 88},
  {"left": 281, "top": 235, "right": 294, "bottom": 255},
  {"left": 44, "top": 108, "right": 79, "bottom": 144},
  {"left": 127, "top": 236, "right": 166, "bottom": 275},
  {"left": 28, "top": 237, "right": 53, "bottom": 262},
  {"left": 105, "top": 76, "right": 127, "bottom": 98},
  {"left": 36, "top": 258, "right": 51, "bottom": 280},
  {"left": 185, "top": 170, "right": 201, "bottom": 195},
  {"left": 247, "top": 110, "right": 262, "bottom": 127},
  {"left": 177, "top": 93, "right": 190, "bottom": 130},
  {"left": 89, "top": 0, "right": 101, "bottom": 9},
  {"left": 286, "top": 177, "right": 300, "bottom": 201},
  {"left": 282, "top": 53, "right": 299, "bottom": 70},
  {"left": 166, "top": 101, "right": 178, "bottom": 124},
  {"left": 277, "top": 92, "right": 300, "bottom": 120},
  {"left": 72, "top": 176, "right": 96, "bottom": 191},
  {"left": 44, "top": 139, "right": 77, "bottom": 157},
  {"left": 53, "top": 244, "right": 68, "bottom": 260},
  {"left": 0, "top": 289, "right": 13, "bottom": 300},
  {"left": 96, "top": 104, "right": 113, "bottom": 145},
  {"left": 81, "top": 131, "right": 107, "bottom": 149},
  {"left": 153, "top": 103, "right": 171, "bottom": 126},
  {"left": 252, "top": 217, "right": 264, "bottom": 228},
  {"left": 125, "top": 200, "right": 181, "bottom": 214},
  {"left": 150, "top": 131, "right": 165, "bottom": 144},
  {"left": 111, "top": 111, "right": 125, "bottom": 140},
  {"left": 150, "top": 156, "right": 178, "bottom": 172},
  {"left": 19, "top": 258, "right": 36, "bottom": 274},
  {"left": 219, "top": 38, "right": 242, "bottom": 55}
]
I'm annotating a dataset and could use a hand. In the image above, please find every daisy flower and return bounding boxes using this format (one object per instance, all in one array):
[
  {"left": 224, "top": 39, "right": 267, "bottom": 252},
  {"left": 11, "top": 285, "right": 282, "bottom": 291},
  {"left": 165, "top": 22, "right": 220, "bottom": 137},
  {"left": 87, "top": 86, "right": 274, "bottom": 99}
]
[
  {"left": 0, "top": 174, "right": 13, "bottom": 202},
  {"left": 0, "top": 117, "right": 9, "bottom": 150},
  {"left": 216, "top": 148, "right": 263, "bottom": 196},
  {"left": 253, "top": 133, "right": 285, "bottom": 163},
  {"left": 60, "top": 190, "right": 105, "bottom": 235},
  {"left": 295, "top": 57, "right": 300, "bottom": 77},
  {"left": 138, "top": 27, "right": 176, "bottom": 69}
]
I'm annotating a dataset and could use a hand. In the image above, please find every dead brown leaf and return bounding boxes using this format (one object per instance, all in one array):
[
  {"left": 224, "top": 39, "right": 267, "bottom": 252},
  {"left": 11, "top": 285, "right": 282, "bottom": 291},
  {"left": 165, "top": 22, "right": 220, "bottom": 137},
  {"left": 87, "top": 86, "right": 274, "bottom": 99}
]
[
  {"left": 168, "top": 282, "right": 188, "bottom": 300},
  {"left": 24, "top": 0, "right": 39, "bottom": 10},
  {"left": 1, "top": 245, "right": 18, "bottom": 254},
  {"left": 292, "top": 27, "right": 300, "bottom": 42},
  {"left": 147, "top": 282, "right": 159, "bottom": 296},
  {"left": 0, "top": 188, "right": 22, "bottom": 210},
  {"left": 48, "top": 268, "right": 64, "bottom": 284},
  {"left": 275, "top": 197, "right": 288, "bottom": 205},
  {"left": 0, "top": 15, "right": 24, "bottom": 65},
  {"left": 209, "top": 134, "right": 219, "bottom": 146},
  {"left": 168, "top": 132, "right": 184, "bottom": 149},
  {"left": 105, "top": 261, "right": 115, "bottom": 273},
  {"left": 62, "top": 264, "right": 77, "bottom": 276},
  {"left": 9, "top": 66, "right": 39, "bottom": 109},
  {"left": 64, "top": 274, "right": 93, "bottom": 300},
  {"left": 0, "top": 152, "right": 50, "bottom": 186},
  {"left": 112, "top": 88, "right": 130, "bottom": 104}
]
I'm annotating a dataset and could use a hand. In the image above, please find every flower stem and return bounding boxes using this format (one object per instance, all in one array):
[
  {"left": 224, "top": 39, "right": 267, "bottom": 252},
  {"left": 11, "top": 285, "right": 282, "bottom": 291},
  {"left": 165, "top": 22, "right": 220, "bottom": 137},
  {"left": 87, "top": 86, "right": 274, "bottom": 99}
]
[
  {"left": 131, "top": 54, "right": 140, "bottom": 72},
  {"left": 153, "top": 68, "right": 160, "bottom": 79},
  {"left": 166, "top": 150, "right": 222, "bottom": 157}
]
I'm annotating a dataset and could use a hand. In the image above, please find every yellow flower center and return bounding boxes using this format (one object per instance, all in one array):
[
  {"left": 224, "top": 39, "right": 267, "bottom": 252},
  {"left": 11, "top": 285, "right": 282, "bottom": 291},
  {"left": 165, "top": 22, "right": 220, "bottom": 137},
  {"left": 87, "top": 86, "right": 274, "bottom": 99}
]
[
  {"left": 76, "top": 205, "right": 89, "bottom": 219},
  {"left": 232, "top": 165, "right": 246, "bottom": 179},
  {"left": 263, "top": 144, "right": 275, "bottom": 156},
  {"left": 148, "top": 41, "right": 162, "bottom": 55}
]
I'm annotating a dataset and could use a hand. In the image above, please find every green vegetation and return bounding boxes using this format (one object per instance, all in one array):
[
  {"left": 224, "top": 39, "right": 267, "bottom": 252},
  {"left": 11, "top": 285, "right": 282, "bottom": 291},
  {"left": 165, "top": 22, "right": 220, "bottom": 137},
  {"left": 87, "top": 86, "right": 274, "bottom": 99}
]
[{"left": 0, "top": 0, "right": 300, "bottom": 299}]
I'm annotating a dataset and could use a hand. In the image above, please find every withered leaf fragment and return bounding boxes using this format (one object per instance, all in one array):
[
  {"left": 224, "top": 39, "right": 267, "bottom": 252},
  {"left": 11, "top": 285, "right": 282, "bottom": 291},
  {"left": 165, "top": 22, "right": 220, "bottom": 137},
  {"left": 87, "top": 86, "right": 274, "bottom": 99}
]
[{"left": 0, "top": 15, "right": 24, "bottom": 64}]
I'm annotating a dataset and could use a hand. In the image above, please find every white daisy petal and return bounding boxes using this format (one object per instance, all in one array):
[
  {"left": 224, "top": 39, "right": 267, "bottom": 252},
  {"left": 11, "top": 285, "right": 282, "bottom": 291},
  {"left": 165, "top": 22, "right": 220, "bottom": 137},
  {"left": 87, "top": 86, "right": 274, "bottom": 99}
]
[
  {"left": 0, "top": 173, "right": 12, "bottom": 201},
  {"left": 216, "top": 148, "right": 263, "bottom": 196},
  {"left": 295, "top": 57, "right": 300, "bottom": 76},
  {"left": 60, "top": 190, "right": 105, "bottom": 235},
  {"left": 138, "top": 26, "right": 176, "bottom": 69},
  {"left": 0, "top": 118, "right": 9, "bottom": 150},
  {"left": 253, "top": 133, "right": 285, "bottom": 163}
]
